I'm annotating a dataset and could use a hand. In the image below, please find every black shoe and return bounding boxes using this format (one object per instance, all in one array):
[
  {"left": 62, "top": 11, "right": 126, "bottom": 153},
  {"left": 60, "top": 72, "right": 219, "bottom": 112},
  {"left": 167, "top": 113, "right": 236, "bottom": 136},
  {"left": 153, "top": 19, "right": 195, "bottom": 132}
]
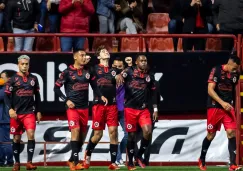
[{"left": 0, "top": 164, "right": 4, "bottom": 167}]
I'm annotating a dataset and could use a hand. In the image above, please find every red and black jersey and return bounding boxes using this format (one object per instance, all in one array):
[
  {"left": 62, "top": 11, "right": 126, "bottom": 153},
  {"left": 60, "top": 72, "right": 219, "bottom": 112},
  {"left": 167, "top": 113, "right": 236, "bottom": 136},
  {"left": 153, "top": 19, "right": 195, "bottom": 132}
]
[
  {"left": 4, "top": 72, "right": 41, "bottom": 114},
  {"left": 207, "top": 65, "right": 239, "bottom": 108},
  {"left": 121, "top": 66, "right": 157, "bottom": 110},
  {"left": 92, "top": 64, "right": 118, "bottom": 105},
  {"left": 54, "top": 65, "right": 102, "bottom": 109}
]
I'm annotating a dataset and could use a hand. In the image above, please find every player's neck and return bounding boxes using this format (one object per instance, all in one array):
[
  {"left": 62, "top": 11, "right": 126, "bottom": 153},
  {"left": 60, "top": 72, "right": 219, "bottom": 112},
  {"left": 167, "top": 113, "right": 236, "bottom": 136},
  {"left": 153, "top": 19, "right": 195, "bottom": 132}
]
[
  {"left": 73, "top": 63, "right": 82, "bottom": 69},
  {"left": 18, "top": 71, "right": 28, "bottom": 76},
  {"left": 99, "top": 59, "right": 109, "bottom": 67}
]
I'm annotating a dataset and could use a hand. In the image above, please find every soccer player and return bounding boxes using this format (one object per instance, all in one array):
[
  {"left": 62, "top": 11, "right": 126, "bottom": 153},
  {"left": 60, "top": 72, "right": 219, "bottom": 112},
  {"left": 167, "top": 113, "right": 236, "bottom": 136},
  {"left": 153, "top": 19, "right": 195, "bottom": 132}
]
[
  {"left": 112, "top": 58, "right": 128, "bottom": 166},
  {"left": 116, "top": 55, "right": 158, "bottom": 170},
  {"left": 4, "top": 55, "right": 42, "bottom": 171},
  {"left": 83, "top": 46, "right": 120, "bottom": 170},
  {"left": 198, "top": 55, "right": 241, "bottom": 171},
  {"left": 54, "top": 49, "right": 107, "bottom": 170}
]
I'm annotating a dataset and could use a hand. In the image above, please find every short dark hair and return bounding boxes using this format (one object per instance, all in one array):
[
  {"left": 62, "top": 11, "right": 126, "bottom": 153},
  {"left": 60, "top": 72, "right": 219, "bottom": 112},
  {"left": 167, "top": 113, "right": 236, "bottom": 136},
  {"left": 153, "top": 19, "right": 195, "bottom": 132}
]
[
  {"left": 73, "top": 48, "right": 85, "bottom": 54},
  {"left": 113, "top": 57, "right": 123, "bottom": 62},
  {"left": 95, "top": 45, "right": 106, "bottom": 57},
  {"left": 229, "top": 55, "right": 241, "bottom": 65},
  {"left": 136, "top": 54, "right": 146, "bottom": 61},
  {"left": 1, "top": 70, "right": 16, "bottom": 78}
]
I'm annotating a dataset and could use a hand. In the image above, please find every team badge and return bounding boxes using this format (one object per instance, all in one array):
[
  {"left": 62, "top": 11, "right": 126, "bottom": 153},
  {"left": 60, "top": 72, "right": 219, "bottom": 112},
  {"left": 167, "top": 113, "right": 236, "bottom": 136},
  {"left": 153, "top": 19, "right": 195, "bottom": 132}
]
[
  {"left": 233, "top": 76, "right": 237, "bottom": 83},
  {"left": 127, "top": 124, "right": 132, "bottom": 129},
  {"left": 69, "top": 121, "right": 74, "bottom": 126},
  {"left": 94, "top": 122, "right": 99, "bottom": 127},
  {"left": 9, "top": 86, "right": 13, "bottom": 91},
  {"left": 111, "top": 71, "right": 116, "bottom": 76},
  {"left": 122, "top": 72, "right": 127, "bottom": 78},
  {"left": 86, "top": 73, "right": 90, "bottom": 79},
  {"left": 30, "top": 80, "right": 35, "bottom": 86},
  {"left": 213, "top": 77, "right": 217, "bottom": 82},
  {"left": 10, "top": 127, "right": 15, "bottom": 133},
  {"left": 207, "top": 124, "right": 213, "bottom": 130},
  {"left": 146, "top": 76, "right": 151, "bottom": 82}
]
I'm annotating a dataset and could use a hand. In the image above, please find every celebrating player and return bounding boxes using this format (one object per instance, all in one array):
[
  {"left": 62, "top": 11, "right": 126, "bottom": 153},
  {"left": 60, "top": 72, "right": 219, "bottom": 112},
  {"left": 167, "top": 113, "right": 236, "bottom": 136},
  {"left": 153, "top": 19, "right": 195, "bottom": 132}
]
[
  {"left": 54, "top": 49, "right": 107, "bottom": 170},
  {"left": 83, "top": 46, "right": 120, "bottom": 170},
  {"left": 198, "top": 55, "right": 241, "bottom": 171},
  {"left": 116, "top": 55, "right": 158, "bottom": 170},
  {"left": 4, "top": 55, "right": 42, "bottom": 171}
]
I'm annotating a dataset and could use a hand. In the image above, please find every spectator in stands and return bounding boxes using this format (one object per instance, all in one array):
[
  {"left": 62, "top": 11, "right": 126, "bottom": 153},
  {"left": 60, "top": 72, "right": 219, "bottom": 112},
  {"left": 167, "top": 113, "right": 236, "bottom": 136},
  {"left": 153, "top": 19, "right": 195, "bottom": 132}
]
[
  {"left": 0, "top": 0, "right": 5, "bottom": 32},
  {"left": 168, "top": 0, "right": 183, "bottom": 51},
  {"left": 117, "top": 0, "right": 144, "bottom": 34},
  {"left": 59, "top": 0, "right": 94, "bottom": 52},
  {"left": 212, "top": 0, "right": 243, "bottom": 51},
  {"left": 39, "top": 0, "right": 60, "bottom": 33},
  {"left": 6, "top": 0, "right": 40, "bottom": 51},
  {"left": 0, "top": 70, "right": 14, "bottom": 167},
  {"left": 181, "top": 0, "right": 212, "bottom": 52},
  {"left": 96, "top": 0, "right": 121, "bottom": 34}
]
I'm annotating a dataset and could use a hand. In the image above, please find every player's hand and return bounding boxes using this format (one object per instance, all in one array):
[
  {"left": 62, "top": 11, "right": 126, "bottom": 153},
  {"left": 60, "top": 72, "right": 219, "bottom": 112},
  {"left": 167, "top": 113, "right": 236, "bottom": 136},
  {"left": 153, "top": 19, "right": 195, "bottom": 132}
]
[
  {"left": 36, "top": 112, "right": 42, "bottom": 124},
  {"left": 47, "top": 0, "right": 51, "bottom": 11},
  {"left": 9, "top": 109, "right": 17, "bottom": 119},
  {"left": 101, "top": 96, "right": 108, "bottom": 106},
  {"left": 66, "top": 100, "right": 75, "bottom": 108},
  {"left": 34, "top": 23, "right": 38, "bottom": 32},
  {"left": 115, "top": 74, "right": 124, "bottom": 86},
  {"left": 216, "top": 24, "right": 220, "bottom": 31},
  {"left": 221, "top": 102, "right": 233, "bottom": 111},
  {"left": 153, "top": 111, "right": 158, "bottom": 122}
]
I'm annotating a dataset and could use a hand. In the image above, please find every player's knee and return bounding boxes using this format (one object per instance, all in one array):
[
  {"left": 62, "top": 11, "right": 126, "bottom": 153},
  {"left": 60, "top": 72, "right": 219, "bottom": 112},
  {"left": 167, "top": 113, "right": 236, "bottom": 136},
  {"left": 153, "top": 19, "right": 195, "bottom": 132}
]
[
  {"left": 94, "top": 131, "right": 103, "bottom": 141},
  {"left": 71, "top": 128, "right": 80, "bottom": 140},
  {"left": 207, "top": 132, "right": 216, "bottom": 140},
  {"left": 13, "top": 135, "right": 21, "bottom": 143},
  {"left": 128, "top": 132, "right": 136, "bottom": 141},
  {"left": 226, "top": 129, "right": 236, "bottom": 138}
]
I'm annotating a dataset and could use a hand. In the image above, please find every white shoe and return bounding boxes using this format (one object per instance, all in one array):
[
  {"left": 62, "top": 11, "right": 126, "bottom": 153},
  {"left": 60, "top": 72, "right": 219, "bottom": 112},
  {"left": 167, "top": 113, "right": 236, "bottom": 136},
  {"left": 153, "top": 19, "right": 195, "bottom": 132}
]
[{"left": 116, "top": 160, "right": 125, "bottom": 167}]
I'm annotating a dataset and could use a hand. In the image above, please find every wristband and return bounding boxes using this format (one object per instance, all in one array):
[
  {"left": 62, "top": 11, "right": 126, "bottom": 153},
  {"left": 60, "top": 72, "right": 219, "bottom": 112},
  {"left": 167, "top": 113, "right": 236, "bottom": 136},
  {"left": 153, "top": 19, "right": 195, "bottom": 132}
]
[{"left": 154, "top": 108, "right": 158, "bottom": 112}]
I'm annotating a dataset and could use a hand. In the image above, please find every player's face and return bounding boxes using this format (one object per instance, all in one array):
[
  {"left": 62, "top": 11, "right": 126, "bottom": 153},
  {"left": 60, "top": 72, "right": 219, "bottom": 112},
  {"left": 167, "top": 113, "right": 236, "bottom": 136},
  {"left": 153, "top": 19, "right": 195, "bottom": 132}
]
[
  {"left": 228, "top": 60, "right": 239, "bottom": 73},
  {"left": 18, "top": 59, "right": 29, "bottom": 74},
  {"left": 0, "top": 73, "right": 8, "bottom": 83},
  {"left": 74, "top": 51, "right": 87, "bottom": 65},
  {"left": 112, "top": 60, "right": 124, "bottom": 70},
  {"left": 99, "top": 48, "right": 110, "bottom": 59},
  {"left": 136, "top": 56, "right": 147, "bottom": 70}
]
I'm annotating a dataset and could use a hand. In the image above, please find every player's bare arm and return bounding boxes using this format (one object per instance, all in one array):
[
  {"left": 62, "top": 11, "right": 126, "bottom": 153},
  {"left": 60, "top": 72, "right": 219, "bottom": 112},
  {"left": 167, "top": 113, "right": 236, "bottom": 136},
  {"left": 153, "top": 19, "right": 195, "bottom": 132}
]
[{"left": 208, "top": 82, "right": 232, "bottom": 111}]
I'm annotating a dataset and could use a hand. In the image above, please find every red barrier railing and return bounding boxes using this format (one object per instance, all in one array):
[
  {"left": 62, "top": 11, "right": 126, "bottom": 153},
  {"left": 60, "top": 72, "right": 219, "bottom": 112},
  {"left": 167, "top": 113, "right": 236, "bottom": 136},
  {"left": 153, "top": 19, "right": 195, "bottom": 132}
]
[{"left": 0, "top": 33, "right": 237, "bottom": 52}]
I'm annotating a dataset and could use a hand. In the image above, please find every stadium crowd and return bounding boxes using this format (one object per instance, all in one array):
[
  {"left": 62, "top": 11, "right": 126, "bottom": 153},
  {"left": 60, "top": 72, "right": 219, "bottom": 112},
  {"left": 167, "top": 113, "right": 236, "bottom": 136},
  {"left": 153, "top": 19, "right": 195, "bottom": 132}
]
[{"left": 0, "top": 0, "right": 240, "bottom": 52}]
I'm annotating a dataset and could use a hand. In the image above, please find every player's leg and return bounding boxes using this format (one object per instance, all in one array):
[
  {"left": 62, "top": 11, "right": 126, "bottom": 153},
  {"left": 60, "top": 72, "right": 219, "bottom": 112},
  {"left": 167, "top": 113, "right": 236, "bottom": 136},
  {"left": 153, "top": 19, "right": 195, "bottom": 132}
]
[
  {"left": 106, "top": 105, "right": 119, "bottom": 170},
  {"left": 199, "top": 108, "right": 221, "bottom": 170},
  {"left": 124, "top": 108, "right": 138, "bottom": 170},
  {"left": 136, "top": 109, "right": 152, "bottom": 168},
  {"left": 10, "top": 117, "right": 22, "bottom": 171},
  {"left": 23, "top": 114, "right": 37, "bottom": 170},
  {"left": 66, "top": 109, "right": 84, "bottom": 170},
  {"left": 223, "top": 108, "right": 241, "bottom": 170},
  {"left": 83, "top": 104, "right": 105, "bottom": 169}
]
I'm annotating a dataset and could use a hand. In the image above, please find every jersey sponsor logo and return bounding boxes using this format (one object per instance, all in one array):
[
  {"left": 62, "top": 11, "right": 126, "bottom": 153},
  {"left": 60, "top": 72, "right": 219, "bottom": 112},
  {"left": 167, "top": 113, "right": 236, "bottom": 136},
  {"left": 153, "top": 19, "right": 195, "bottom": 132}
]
[
  {"left": 16, "top": 89, "right": 34, "bottom": 96},
  {"left": 30, "top": 80, "right": 35, "bottom": 86},
  {"left": 72, "top": 82, "right": 89, "bottom": 91},
  {"left": 111, "top": 71, "right": 116, "bottom": 77},
  {"left": 97, "top": 78, "right": 113, "bottom": 86},
  {"left": 85, "top": 73, "right": 90, "bottom": 79}
]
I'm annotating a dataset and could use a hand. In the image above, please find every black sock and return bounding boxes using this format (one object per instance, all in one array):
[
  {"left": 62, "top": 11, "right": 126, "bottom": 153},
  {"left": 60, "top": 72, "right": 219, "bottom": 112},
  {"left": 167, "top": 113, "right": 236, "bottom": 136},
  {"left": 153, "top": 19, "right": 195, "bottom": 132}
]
[
  {"left": 13, "top": 142, "right": 20, "bottom": 163},
  {"left": 27, "top": 140, "right": 35, "bottom": 162},
  {"left": 71, "top": 141, "right": 79, "bottom": 165},
  {"left": 137, "top": 138, "right": 150, "bottom": 159},
  {"left": 110, "top": 144, "right": 118, "bottom": 164},
  {"left": 86, "top": 139, "right": 97, "bottom": 156},
  {"left": 127, "top": 140, "right": 135, "bottom": 165},
  {"left": 228, "top": 137, "right": 236, "bottom": 165},
  {"left": 69, "top": 141, "right": 83, "bottom": 162},
  {"left": 200, "top": 137, "right": 212, "bottom": 161}
]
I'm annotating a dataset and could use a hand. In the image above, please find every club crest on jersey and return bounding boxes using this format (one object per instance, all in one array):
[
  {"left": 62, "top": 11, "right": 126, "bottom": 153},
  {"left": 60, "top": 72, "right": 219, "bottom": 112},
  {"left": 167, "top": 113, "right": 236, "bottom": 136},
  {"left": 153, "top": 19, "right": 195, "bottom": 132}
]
[
  {"left": 30, "top": 80, "right": 35, "bottom": 86},
  {"left": 233, "top": 76, "right": 237, "bottom": 83},
  {"left": 146, "top": 76, "right": 151, "bottom": 82},
  {"left": 122, "top": 72, "right": 127, "bottom": 78},
  {"left": 86, "top": 73, "right": 90, "bottom": 79},
  {"left": 9, "top": 86, "right": 13, "bottom": 91},
  {"left": 111, "top": 71, "right": 116, "bottom": 76},
  {"left": 213, "top": 77, "right": 217, "bottom": 82}
]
